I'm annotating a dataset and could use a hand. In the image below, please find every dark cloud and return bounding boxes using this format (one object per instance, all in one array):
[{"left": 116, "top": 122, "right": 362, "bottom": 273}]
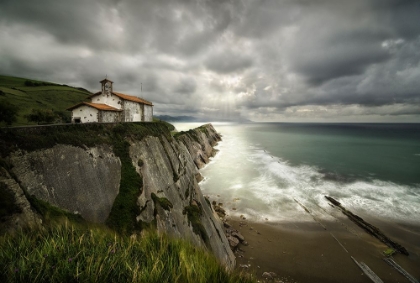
[
  {"left": 174, "top": 77, "right": 197, "bottom": 95},
  {"left": 205, "top": 50, "right": 253, "bottom": 74},
  {"left": 0, "top": 0, "right": 419, "bottom": 121},
  {"left": 291, "top": 34, "right": 391, "bottom": 86},
  {"left": 0, "top": 0, "right": 112, "bottom": 49}
]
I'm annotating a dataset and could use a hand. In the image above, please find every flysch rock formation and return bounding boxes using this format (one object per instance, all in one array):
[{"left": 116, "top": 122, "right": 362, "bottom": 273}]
[
  {"left": 10, "top": 144, "right": 121, "bottom": 223},
  {"left": 131, "top": 124, "right": 234, "bottom": 268},
  {"left": 0, "top": 123, "right": 235, "bottom": 269}
]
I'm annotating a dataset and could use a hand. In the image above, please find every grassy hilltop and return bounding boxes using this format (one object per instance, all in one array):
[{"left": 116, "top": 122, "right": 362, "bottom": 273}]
[{"left": 0, "top": 75, "right": 91, "bottom": 126}]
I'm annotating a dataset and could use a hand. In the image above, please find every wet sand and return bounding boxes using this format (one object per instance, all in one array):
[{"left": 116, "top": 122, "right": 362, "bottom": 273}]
[{"left": 225, "top": 215, "right": 420, "bottom": 283}]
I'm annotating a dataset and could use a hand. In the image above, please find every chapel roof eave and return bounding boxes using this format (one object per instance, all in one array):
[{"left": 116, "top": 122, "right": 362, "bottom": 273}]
[
  {"left": 66, "top": 102, "right": 123, "bottom": 111},
  {"left": 88, "top": 91, "right": 153, "bottom": 106}
]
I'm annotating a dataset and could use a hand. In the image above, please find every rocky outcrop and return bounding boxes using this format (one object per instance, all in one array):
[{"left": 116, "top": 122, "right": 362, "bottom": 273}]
[
  {"left": 0, "top": 123, "right": 235, "bottom": 269},
  {"left": 176, "top": 124, "right": 221, "bottom": 169},
  {"left": 131, "top": 124, "right": 234, "bottom": 269},
  {"left": 10, "top": 144, "right": 121, "bottom": 223}
]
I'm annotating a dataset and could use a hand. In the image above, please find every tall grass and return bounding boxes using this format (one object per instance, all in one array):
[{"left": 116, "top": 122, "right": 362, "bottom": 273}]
[{"left": 0, "top": 222, "right": 255, "bottom": 283}]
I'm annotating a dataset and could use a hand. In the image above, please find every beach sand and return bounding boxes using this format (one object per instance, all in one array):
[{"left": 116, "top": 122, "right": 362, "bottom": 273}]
[{"left": 224, "top": 215, "right": 420, "bottom": 283}]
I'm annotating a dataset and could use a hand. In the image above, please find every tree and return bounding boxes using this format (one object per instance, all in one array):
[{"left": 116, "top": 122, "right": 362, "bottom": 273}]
[
  {"left": 54, "top": 110, "right": 71, "bottom": 123},
  {"left": 25, "top": 109, "right": 56, "bottom": 124},
  {"left": 0, "top": 101, "right": 19, "bottom": 126}
]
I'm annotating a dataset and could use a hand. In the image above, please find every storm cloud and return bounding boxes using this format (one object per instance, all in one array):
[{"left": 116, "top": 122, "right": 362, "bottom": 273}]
[{"left": 0, "top": 0, "right": 419, "bottom": 122}]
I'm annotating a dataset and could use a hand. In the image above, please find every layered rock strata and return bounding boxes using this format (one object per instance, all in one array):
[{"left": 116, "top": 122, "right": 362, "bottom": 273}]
[{"left": 0, "top": 123, "right": 235, "bottom": 269}]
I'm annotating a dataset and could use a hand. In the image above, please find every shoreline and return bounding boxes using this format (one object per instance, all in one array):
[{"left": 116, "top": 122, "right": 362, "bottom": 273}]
[
  {"left": 222, "top": 214, "right": 420, "bottom": 283},
  {"left": 194, "top": 123, "right": 420, "bottom": 282}
]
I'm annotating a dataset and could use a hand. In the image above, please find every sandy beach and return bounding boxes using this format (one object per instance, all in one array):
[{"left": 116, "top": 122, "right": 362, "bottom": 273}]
[{"left": 224, "top": 214, "right": 420, "bottom": 283}]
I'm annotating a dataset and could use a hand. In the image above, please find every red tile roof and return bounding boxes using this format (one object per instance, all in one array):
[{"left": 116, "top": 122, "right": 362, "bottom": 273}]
[
  {"left": 66, "top": 102, "right": 122, "bottom": 111},
  {"left": 112, "top": 92, "right": 153, "bottom": 106},
  {"left": 89, "top": 91, "right": 153, "bottom": 106}
]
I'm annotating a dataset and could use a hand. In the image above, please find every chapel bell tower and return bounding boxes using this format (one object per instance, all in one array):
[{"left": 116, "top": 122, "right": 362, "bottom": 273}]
[{"left": 100, "top": 78, "right": 113, "bottom": 95}]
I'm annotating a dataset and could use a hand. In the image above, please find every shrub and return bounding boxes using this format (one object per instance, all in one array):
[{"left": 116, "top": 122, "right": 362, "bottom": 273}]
[
  {"left": 151, "top": 193, "right": 173, "bottom": 211},
  {"left": 25, "top": 109, "right": 57, "bottom": 125},
  {"left": 0, "top": 101, "right": 19, "bottom": 125}
]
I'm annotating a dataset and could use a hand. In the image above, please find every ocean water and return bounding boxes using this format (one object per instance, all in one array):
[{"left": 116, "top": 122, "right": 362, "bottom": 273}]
[{"left": 173, "top": 122, "right": 420, "bottom": 225}]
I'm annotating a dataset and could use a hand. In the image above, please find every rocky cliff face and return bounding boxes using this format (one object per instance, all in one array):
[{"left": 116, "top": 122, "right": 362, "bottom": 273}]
[
  {"left": 131, "top": 124, "right": 234, "bottom": 268},
  {"left": 10, "top": 144, "right": 121, "bottom": 223},
  {"left": 0, "top": 123, "right": 235, "bottom": 269}
]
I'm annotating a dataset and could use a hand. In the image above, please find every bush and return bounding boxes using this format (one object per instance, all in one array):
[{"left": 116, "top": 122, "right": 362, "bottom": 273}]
[
  {"left": 25, "top": 109, "right": 57, "bottom": 124},
  {"left": 0, "top": 101, "right": 19, "bottom": 125}
]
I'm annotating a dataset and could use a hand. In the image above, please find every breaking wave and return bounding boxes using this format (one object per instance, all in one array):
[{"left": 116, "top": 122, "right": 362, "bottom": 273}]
[{"left": 200, "top": 126, "right": 420, "bottom": 225}]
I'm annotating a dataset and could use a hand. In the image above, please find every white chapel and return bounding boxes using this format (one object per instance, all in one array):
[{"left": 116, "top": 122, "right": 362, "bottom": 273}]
[{"left": 67, "top": 78, "right": 153, "bottom": 123}]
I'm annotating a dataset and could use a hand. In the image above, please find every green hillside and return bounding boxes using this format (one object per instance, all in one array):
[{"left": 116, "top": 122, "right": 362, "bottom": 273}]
[{"left": 0, "top": 75, "right": 91, "bottom": 126}]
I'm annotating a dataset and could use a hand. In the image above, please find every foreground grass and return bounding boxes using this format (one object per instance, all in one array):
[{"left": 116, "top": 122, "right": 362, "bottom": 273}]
[{"left": 0, "top": 222, "right": 254, "bottom": 283}]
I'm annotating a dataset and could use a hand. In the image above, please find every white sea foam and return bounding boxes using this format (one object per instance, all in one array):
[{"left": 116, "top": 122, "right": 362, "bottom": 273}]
[{"left": 200, "top": 124, "right": 420, "bottom": 225}]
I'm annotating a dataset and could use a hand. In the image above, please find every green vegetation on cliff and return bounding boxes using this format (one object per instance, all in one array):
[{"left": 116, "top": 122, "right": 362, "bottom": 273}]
[
  {"left": 0, "top": 222, "right": 254, "bottom": 283},
  {"left": 151, "top": 193, "right": 174, "bottom": 211},
  {"left": 183, "top": 204, "right": 209, "bottom": 247},
  {"left": 0, "top": 75, "right": 91, "bottom": 126}
]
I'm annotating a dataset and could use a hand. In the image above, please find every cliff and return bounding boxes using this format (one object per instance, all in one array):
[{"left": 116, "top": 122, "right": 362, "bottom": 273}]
[{"left": 0, "top": 122, "right": 235, "bottom": 269}]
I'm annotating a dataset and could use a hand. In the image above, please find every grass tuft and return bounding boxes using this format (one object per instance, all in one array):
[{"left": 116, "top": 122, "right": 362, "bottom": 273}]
[
  {"left": 151, "top": 193, "right": 173, "bottom": 211},
  {"left": 0, "top": 223, "right": 255, "bottom": 283}
]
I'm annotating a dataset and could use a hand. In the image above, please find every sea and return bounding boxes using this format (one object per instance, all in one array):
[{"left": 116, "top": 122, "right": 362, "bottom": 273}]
[{"left": 173, "top": 122, "right": 420, "bottom": 226}]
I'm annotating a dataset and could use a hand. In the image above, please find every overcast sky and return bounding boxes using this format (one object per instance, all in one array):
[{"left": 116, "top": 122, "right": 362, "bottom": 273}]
[{"left": 1, "top": 0, "right": 420, "bottom": 122}]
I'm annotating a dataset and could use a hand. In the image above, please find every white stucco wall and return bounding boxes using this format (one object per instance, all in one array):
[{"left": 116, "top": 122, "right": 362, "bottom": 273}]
[
  {"left": 100, "top": 111, "right": 121, "bottom": 123},
  {"left": 144, "top": 105, "right": 153, "bottom": 121},
  {"left": 123, "top": 100, "right": 142, "bottom": 122},
  {"left": 91, "top": 93, "right": 122, "bottom": 109},
  {"left": 72, "top": 105, "right": 98, "bottom": 123}
]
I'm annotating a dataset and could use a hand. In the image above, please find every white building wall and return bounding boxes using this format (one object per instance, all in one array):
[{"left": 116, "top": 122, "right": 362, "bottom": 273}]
[
  {"left": 123, "top": 100, "right": 142, "bottom": 122},
  {"left": 100, "top": 111, "right": 121, "bottom": 123},
  {"left": 72, "top": 105, "right": 98, "bottom": 123},
  {"left": 91, "top": 93, "right": 122, "bottom": 109},
  {"left": 144, "top": 105, "right": 153, "bottom": 121}
]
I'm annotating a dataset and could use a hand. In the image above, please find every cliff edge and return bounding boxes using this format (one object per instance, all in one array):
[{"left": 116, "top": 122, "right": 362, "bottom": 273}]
[{"left": 0, "top": 122, "right": 235, "bottom": 269}]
